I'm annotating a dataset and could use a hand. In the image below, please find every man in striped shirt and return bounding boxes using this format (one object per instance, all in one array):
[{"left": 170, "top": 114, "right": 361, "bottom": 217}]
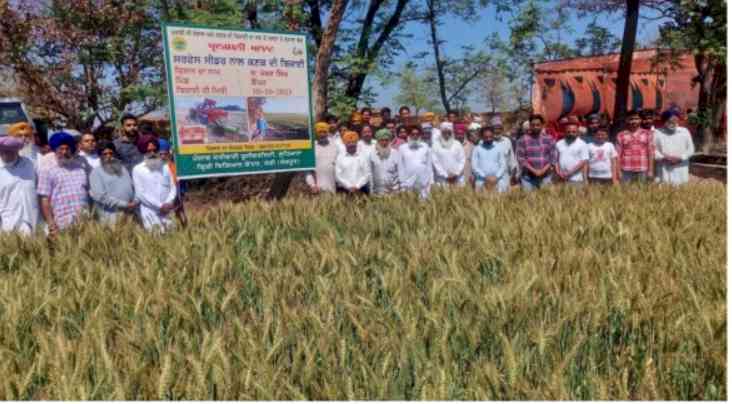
[
  {"left": 515, "top": 114, "right": 556, "bottom": 191},
  {"left": 616, "top": 109, "right": 654, "bottom": 183}
]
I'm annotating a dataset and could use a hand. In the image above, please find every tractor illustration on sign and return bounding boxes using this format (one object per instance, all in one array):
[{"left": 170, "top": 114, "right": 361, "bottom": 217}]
[{"left": 188, "top": 98, "right": 240, "bottom": 137}]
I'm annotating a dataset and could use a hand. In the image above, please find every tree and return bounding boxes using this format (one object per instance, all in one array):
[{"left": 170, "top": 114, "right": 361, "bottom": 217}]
[
  {"left": 393, "top": 63, "right": 441, "bottom": 115},
  {"left": 422, "top": 0, "right": 493, "bottom": 113},
  {"left": 657, "top": 0, "right": 726, "bottom": 153},
  {"left": 0, "top": 0, "right": 164, "bottom": 130},
  {"left": 574, "top": 20, "right": 622, "bottom": 56}
]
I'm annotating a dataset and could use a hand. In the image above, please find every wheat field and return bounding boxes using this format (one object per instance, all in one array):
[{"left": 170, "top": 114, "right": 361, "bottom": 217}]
[{"left": 0, "top": 183, "right": 725, "bottom": 400}]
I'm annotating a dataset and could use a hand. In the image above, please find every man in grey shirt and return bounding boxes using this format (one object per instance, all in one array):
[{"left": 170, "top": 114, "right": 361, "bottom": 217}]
[{"left": 89, "top": 141, "right": 138, "bottom": 225}]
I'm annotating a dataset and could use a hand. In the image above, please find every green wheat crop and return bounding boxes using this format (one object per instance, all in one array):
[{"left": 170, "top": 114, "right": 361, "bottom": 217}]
[{"left": 0, "top": 183, "right": 725, "bottom": 400}]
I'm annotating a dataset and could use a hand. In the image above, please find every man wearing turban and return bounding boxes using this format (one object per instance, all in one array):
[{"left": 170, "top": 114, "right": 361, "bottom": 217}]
[
  {"left": 398, "top": 125, "right": 434, "bottom": 200},
  {"left": 305, "top": 122, "right": 338, "bottom": 194},
  {"left": 132, "top": 135, "right": 177, "bottom": 232},
  {"left": 369, "top": 129, "right": 400, "bottom": 196},
  {"left": 89, "top": 141, "right": 137, "bottom": 225},
  {"left": 8, "top": 122, "right": 41, "bottom": 169},
  {"left": 37, "top": 132, "right": 90, "bottom": 237},
  {"left": 0, "top": 135, "right": 40, "bottom": 234},
  {"left": 335, "top": 131, "right": 370, "bottom": 195},
  {"left": 653, "top": 108, "right": 694, "bottom": 185},
  {"left": 431, "top": 121, "right": 466, "bottom": 186}
]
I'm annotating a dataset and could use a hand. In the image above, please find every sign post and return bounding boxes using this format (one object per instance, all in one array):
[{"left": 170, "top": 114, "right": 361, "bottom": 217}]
[{"left": 162, "top": 23, "right": 315, "bottom": 180}]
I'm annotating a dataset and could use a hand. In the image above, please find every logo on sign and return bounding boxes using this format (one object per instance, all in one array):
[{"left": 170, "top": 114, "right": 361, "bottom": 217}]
[{"left": 172, "top": 36, "right": 187, "bottom": 51}]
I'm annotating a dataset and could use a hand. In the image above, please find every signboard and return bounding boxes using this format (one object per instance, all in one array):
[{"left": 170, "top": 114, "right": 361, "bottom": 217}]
[{"left": 162, "top": 23, "right": 315, "bottom": 179}]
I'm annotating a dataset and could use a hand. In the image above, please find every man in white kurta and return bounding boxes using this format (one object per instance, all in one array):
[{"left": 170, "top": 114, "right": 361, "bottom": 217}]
[
  {"left": 357, "top": 125, "right": 376, "bottom": 157},
  {"left": 370, "top": 129, "right": 400, "bottom": 196},
  {"left": 0, "top": 136, "right": 40, "bottom": 235},
  {"left": 654, "top": 110, "right": 695, "bottom": 185},
  {"left": 132, "top": 138, "right": 177, "bottom": 232},
  {"left": 398, "top": 128, "right": 433, "bottom": 200},
  {"left": 305, "top": 122, "right": 338, "bottom": 193},
  {"left": 78, "top": 133, "right": 101, "bottom": 170},
  {"left": 490, "top": 116, "right": 518, "bottom": 190},
  {"left": 335, "top": 131, "right": 371, "bottom": 195},
  {"left": 431, "top": 122, "right": 466, "bottom": 186}
]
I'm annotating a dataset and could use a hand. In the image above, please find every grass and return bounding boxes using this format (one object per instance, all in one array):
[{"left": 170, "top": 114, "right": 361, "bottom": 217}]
[{"left": 0, "top": 183, "right": 726, "bottom": 400}]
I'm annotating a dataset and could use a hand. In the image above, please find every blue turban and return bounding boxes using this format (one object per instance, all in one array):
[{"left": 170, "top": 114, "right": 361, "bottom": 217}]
[
  {"left": 48, "top": 131, "right": 76, "bottom": 153},
  {"left": 158, "top": 138, "right": 171, "bottom": 152},
  {"left": 661, "top": 108, "right": 681, "bottom": 122}
]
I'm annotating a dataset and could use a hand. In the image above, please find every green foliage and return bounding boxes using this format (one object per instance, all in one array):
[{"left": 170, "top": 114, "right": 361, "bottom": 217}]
[
  {"left": 0, "top": 184, "right": 726, "bottom": 399},
  {"left": 393, "top": 63, "right": 442, "bottom": 114},
  {"left": 574, "top": 21, "right": 621, "bottom": 56}
]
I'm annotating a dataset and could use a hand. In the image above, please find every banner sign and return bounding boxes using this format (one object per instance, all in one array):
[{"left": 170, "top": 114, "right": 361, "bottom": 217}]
[{"left": 162, "top": 23, "right": 315, "bottom": 179}]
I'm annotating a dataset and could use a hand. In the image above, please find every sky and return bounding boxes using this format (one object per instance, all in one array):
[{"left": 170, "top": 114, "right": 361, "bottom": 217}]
[{"left": 367, "top": 4, "right": 667, "bottom": 113}]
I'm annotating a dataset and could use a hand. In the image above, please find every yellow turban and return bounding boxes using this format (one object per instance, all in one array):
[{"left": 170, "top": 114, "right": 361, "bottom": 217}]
[
  {"left": 8, "top": 122, "right": 33, "bottom": 139},
  {"left": 421, "top": 112, "right": 435, "bottom": 123},
  {"left": 342, "top": 130, "right": 359, "bottom": 144},
  {"left": 315, "top": 122, "right": 330, "bottom": 135}
]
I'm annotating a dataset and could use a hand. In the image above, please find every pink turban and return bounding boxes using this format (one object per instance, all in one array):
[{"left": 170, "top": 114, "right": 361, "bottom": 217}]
[{"left": 0, "top": 136, "right": 25, "bottom": 152}]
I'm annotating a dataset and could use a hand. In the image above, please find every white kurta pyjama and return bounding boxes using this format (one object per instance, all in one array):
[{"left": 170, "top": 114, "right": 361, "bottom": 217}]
[{"left": 132, "top": 162, "right": 177, "bottom": 232}]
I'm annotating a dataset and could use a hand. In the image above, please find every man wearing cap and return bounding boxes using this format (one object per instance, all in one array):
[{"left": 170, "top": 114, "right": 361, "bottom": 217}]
[
  {"left": 432, "top": 122, "right": 466, "bottom": 186},
  {"left": 78, "top": 132, "right": 101, "bottom": 170},
  {"left": 89, "top": 141, "right": 137, "bottom": 225},
  {"left": 8, "top": 122, "right": 42, "bottom": 170},
  {"left": 114, "top": 114, "right": 145, "bottom": 172},
  {"left": 132, "top": 137, "right": 177, "bottom": 232},
  {"left": 420, "top": 122, "right": 434, "bottom": 147},
  {"left": 0, "top": 136, "right": 40, "bottom": 234},
  {"left": 398, "top": 125, "right": 433, "bottom": 200},
  {"left": 37, "top": 132, "right": 90, "bottom": 237},
  {"left": 305, "top": 122, "right": 338, "bottom": 194},
  {"left": 654, "top": 109, "right": 695, "bottom": 185},
  {"left": 584, "top": 114, "right": 601, "bottom": 143},
  {"left": 335, "top": 131, "right": 370, "bottom": 195},
  {"left": 370, "top": 129, "right": 400, "bottom": 196},
  {"left": 490, "top": 116, "right": 518, "bottom": 190}
]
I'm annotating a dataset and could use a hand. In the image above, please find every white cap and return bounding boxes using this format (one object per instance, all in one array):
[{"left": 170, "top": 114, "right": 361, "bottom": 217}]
[
  {"left": 440, "top": 122, "right": 453, "bottom": 131},
  {"left": 468, "top": 122, "right": 481, "bottom": 132}
]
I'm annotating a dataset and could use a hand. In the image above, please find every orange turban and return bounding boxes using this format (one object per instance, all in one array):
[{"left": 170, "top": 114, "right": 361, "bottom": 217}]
[
  {"left": 8, "top": 122, "right": 33, "bottom": 139},
  {"left": 342, "top": 130, "right": 359, "bottom": 144},
  {"left": 315, "top": 122, "right": 330, "bottom": 136},
  {"left": 350, "top": 112, "right": 362, "bottom": 124},
  {"left": 421, "top": 112, "right": 435, "bottom": 123}
]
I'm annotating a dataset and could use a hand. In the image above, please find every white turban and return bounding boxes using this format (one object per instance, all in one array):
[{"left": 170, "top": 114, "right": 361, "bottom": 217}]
[{"left": 440, "top": 122, "right": 453, "bottom": 132}]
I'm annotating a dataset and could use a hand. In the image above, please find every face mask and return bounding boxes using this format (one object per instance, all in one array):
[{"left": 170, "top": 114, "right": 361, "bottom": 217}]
[{"left": 346, "top": 144, "right": 358, "bottom": 154}]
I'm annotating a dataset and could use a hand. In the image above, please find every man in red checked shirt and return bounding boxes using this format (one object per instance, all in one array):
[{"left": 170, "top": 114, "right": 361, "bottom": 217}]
[{"left": 616, "top": 109, "right": 654, "bottom": 183}]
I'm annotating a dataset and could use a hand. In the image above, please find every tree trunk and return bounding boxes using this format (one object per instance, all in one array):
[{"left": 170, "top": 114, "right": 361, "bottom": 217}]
[
  {"left": 426, "top": 0, "right": 450, "bottom": 113},
  {"left": 267, "top": 0, "right": 350, "bottom": 200},
  {"left": 611, "top": 0, "right": 640, "bottom": 137},
  {"left": 343, "top": 0, "right": 409, "bottom": 102}
]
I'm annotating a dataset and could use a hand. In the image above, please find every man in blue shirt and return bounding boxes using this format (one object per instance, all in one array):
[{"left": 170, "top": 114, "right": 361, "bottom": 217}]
[{"left": 471, "top": 127, "right": 508, "bottom": 193}]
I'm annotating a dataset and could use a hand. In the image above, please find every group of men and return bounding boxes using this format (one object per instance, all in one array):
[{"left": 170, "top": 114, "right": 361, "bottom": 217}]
[
  {"left": 0, "top": 115, "right": 185, "bottom": 236},
  {"left": 0, "top": 104, "right": 696, "bottom": 237},
  {"left": 305, "top": 105, "right": 696, "bottom": 199}
]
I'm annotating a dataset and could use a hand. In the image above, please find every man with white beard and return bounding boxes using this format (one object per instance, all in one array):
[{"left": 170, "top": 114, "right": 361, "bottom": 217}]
[
  {"left": 132, "top": 136, "right": 177, "bottom": 232},
  {"left": 7, "top": 122, "right": 41, "bottom": 170},
  {"left": 490, "top": 116, "right": 518, "bottom": 190},
  {"left": 0, "top": 135, "right": 40, "bottom": 235},
  {"left": 369, "top": 129, "right": 400, "bottom": 196},
  {"left": 398, "top": 126, "right": 433, "bottom": 200},
  {"left": 431, "top": 122, "right": 466, "bottom": 186},
  {"left": 37, "top": 132, "right": 90, "bottom": 238},
  {"left": 89, "top": 141, "right": 137, "bottom": 224}
]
